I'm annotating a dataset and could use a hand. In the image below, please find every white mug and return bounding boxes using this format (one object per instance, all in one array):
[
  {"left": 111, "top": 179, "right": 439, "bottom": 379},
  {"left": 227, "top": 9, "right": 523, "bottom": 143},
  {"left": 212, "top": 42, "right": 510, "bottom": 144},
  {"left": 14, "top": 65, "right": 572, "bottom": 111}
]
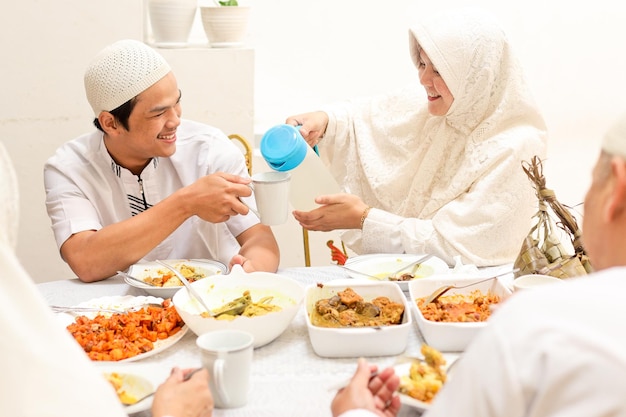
[
  {"left": 196, "top": 330, "right": 254, "bottom": 409},
  {"left": 249, "top": 171, "right": 291, "bottom": 225}
]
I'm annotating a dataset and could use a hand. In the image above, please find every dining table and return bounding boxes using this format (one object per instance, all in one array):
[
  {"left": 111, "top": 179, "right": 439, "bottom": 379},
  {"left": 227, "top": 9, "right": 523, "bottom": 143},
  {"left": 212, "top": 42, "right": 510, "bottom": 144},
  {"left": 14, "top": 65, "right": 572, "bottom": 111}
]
[{"left": 36, "top": 265, "right": 467, "bottom": 417}]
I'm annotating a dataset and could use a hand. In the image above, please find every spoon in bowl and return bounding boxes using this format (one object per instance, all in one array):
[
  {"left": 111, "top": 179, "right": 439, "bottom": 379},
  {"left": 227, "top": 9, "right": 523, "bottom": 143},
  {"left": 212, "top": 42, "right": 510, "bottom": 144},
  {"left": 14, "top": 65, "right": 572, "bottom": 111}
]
[
  {"left": 117, "top": 270, "right": 159, "bottom": 287},
  {"left": 155, "top": 260, "right": 217, "bottom": 316},
  {"left": 422, "top": 268, "right": 519, "bottom": 305}
]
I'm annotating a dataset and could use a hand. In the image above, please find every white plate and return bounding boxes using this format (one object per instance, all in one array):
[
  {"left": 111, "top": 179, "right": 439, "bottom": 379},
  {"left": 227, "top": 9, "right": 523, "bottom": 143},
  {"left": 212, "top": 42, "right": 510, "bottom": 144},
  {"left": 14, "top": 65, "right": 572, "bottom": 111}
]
[
  {"left": 125, "top": 259, "right": 227, "bottom": 299},
  {"left": 57, "top": 295, "right": 188, "bottom": 363},
  {"left": 396, "top": 353, "right": 459, "bottom": 411},
  {"left": 97, "top": 362, "right": 172, "bottom": 414},
  {"left": 99, "top": 365, "right": 155, "bottom": 413},
  {"left": 344, "top": 254, "right": 450, "bottom": 291}
]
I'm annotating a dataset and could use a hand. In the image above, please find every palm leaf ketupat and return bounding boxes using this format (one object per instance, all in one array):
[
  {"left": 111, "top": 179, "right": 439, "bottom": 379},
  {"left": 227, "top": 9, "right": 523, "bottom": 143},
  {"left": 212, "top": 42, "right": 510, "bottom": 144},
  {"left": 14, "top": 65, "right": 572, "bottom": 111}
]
[{"left": 513, "top": 156, "right": 593, "bottom": 278}]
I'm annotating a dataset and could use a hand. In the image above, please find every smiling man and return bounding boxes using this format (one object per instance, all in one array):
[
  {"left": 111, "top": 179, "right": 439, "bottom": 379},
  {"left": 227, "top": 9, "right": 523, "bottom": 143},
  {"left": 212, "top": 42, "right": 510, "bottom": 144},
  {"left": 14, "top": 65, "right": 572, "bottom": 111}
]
[{"left": 44, "top": 39, "right": 279, "bottom": 282}]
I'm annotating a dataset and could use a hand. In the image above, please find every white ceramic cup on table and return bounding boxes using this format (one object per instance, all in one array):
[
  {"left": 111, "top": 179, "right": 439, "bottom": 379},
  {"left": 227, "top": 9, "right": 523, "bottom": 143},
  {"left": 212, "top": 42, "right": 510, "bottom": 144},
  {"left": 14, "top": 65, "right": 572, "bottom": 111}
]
[
  {"left": 249, "top": 171, "right": 291, "bottom": 225},
  {"left": 196, "top": 330, "right": 254, "bottom": 409}
]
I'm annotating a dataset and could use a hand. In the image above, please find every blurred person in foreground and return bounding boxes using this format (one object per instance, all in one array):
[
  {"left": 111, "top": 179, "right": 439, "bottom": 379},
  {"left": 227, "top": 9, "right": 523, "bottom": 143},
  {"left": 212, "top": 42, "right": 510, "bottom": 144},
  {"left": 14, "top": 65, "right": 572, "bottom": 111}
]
[
  {"left": 0, "top": 143, "right": 213, "bottom": 417},
  {"left": 44, "top": 39, "right": 279, "bottom": 282},
  {"left": 286, "top": 7, "right": 547, "bottom": 267},
  {"left": 335, "top": 112, "right": 626, "bottom": 416}
]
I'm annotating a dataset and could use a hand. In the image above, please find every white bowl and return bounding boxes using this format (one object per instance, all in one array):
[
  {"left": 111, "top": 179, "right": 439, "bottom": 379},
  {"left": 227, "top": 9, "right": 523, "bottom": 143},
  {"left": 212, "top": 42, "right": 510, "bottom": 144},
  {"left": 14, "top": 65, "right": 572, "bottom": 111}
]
[
  {"left": 125, "top": 259, "right": 227, "bottom": 299},
  {"left": 343, "top": 253, "right": 450, "bottom": 291},
  {"left": 304, "top": 279, "right": 412, "bottom": 358},
  {"left": 408, "top": 275, "right": 513, "bottom": 352},
  {"left": 172, "top": 265, "right": 304, "bottom": 348},
  {"left": 513, "top": 274, "right": 564, "bottom": 291}
]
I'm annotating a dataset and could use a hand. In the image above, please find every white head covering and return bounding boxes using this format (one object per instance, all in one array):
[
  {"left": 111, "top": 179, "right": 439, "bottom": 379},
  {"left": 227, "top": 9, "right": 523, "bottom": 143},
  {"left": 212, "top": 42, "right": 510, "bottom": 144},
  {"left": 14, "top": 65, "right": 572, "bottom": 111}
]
[
  {"left": 84, "top": 39, "right": 171, "bottom": 116},
  {"left": 320, "top": 7, "right": 547, "bottom": 263},
  {"left": 602, "top": 113, "right": 626, "bottom": 158}
]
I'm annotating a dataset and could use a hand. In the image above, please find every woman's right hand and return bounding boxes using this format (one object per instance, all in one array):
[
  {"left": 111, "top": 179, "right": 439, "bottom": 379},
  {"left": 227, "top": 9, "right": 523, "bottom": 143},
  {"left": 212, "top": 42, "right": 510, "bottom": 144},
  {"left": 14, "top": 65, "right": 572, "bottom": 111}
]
[{"left": 285, "top": 111, "right": 329, "bottom": 147}]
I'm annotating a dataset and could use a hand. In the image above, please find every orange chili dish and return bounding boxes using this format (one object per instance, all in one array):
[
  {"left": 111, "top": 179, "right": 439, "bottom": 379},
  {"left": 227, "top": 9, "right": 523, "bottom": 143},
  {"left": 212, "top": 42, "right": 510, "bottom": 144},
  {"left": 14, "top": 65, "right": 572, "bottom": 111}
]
[
  {"left": 66, "top": 300, "right": 185, "bottom": 361},
  {"left": 416, "top": 290, "right": 500, "bottom": 323}
]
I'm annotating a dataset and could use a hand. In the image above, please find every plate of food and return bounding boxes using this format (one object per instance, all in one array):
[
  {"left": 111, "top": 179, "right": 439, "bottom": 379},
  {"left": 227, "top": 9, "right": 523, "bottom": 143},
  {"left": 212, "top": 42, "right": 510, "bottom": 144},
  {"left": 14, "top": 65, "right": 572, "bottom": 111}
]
[
  {"left": 57, "top": 295, "right": 188, "bottom": 362},
  {"left": 124, "top": 259, "right": 227, "bottom": 299},
  {"left": 396, "top": 345, "right": 458, "bottom": 411},
  {"left": 343, "top": 254, "right": 450, "bottom": 291},
  {"left": 101, "top": 367, "right": 155, "bottom": 413}
]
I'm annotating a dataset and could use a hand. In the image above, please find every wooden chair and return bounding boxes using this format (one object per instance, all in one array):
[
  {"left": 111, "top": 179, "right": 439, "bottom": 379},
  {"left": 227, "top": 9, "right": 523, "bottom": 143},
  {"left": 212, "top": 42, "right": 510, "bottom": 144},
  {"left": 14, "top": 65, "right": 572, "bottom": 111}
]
[
  {"left": 228, "top": 133, "right": 253, "bottom": 175},
  {"left": 228, "top": 133, "right": 312, "bottom": 266}
]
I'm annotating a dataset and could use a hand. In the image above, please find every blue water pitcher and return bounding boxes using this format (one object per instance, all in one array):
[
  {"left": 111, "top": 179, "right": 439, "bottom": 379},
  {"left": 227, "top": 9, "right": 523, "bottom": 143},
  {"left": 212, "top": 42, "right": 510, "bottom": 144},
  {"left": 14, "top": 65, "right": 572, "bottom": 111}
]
[
  {"left": 260, "top": 124, "right": 318, "bottom": 171},
  {"left": 259, "top": 124, "right": 339, "bottom": 211}
]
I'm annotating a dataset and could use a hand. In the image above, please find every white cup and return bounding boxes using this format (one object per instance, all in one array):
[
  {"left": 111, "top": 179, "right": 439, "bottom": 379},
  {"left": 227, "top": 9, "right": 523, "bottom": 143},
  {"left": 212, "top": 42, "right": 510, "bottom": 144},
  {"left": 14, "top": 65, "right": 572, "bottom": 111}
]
[
  {"left": 196, "top": 330, "right": 254, "bottom": 409},
  {"left": 513, "top": 274, "right": 564, "bottom": 291},
  {"left": 249, "top": 171, "right": 291, "bottom": 225}
]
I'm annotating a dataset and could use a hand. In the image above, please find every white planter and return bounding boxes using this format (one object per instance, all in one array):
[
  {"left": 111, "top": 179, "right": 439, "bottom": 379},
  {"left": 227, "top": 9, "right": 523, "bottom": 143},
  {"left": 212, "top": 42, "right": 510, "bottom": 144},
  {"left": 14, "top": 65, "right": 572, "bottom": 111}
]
[
  {"left": 148, "top": 0, "right": 198, "bottom": 47},
  {"left": 200, "top": 6, "right": 251, "bottom": 48}
]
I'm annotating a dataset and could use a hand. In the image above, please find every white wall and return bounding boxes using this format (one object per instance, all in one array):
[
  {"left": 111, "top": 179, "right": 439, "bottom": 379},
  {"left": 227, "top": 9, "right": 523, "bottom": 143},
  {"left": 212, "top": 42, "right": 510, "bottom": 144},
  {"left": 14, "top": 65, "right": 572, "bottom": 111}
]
[{"left": 2, "top": 0, "right": 625, "bottom": 282}]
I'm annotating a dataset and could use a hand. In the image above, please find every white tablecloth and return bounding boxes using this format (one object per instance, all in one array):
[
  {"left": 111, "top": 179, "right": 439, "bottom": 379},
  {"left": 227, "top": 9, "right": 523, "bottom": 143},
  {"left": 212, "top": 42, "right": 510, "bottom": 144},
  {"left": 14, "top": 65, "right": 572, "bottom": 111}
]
[{"left": 38, "top": 266, "right": 430, "bottom": 417}]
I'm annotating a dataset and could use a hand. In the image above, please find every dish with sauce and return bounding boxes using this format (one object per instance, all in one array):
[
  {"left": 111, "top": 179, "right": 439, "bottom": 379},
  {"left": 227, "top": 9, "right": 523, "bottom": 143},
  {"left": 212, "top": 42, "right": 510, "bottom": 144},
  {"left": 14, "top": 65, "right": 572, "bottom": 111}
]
[{"left": 343, "top": 254, "right": 450, "bottom": 291}]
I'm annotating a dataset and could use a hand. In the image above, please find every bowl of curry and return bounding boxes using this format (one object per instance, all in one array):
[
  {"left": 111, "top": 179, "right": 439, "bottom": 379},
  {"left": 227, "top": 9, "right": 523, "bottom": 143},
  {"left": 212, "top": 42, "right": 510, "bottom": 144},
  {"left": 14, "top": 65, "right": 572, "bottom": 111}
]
[
  {"left": 173, "top": 265, "right": 304, "bottom": 348},
  {"left": 305, "top": 280, "right": 412, "bottom": 358},
  {"left": 408, "top": 275, "right": 512, "bottom": 351}
]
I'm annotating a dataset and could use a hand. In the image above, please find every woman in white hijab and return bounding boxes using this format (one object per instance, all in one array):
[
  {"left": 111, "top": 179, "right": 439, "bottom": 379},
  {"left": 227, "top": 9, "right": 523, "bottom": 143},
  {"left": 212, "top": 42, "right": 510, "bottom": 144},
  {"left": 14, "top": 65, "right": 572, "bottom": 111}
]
[
  {"left": 287, "top": 7, "right": 547, "bottom": 267},
  {"left": 0, "top": 143, "right": 213, "bottom": 417}
]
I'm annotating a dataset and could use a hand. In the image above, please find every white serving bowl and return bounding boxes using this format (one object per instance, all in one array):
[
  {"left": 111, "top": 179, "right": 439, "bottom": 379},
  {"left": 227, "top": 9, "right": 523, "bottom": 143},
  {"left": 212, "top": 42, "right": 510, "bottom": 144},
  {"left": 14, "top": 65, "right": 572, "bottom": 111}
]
[
  {"left": 172, "top": 265, "right": 304, "bottom": 348},
  {"left": 304, "top": 279, "right": 412, "bottom": 358},
  {"left": 343, "top": 253, "right": 450, "bottom": 291},
  {"left": 125, "top": 259, "right": 227, "bottom": 299},
  {"left": 512, "top": 274, "right": 564, "bottom": 291},
  {"left": 408, "top": 275, "right": 513, "bottom": 352}
]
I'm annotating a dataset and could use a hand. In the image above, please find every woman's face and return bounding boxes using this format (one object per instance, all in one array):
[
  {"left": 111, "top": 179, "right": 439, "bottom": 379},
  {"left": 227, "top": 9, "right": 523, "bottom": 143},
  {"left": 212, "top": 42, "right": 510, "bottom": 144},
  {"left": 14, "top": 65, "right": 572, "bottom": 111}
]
[{"left": 417, "top": 49, "right": 454, "bottom": 116}]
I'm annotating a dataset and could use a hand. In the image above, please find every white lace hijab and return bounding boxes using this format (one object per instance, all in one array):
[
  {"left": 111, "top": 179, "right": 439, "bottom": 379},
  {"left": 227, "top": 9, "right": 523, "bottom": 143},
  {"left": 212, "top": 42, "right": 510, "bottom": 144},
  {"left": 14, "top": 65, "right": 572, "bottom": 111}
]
[{"left": 322, "top": 7, "right": 546, "bottom": 218}]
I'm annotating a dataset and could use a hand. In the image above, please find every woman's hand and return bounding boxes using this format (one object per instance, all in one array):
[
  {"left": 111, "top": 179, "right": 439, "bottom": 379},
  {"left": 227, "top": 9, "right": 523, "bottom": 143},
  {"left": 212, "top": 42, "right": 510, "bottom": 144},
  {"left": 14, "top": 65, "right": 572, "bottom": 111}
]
[
  {"left": 293, "top": 193, "right": 369, "bottom": 231},
  {"left": 285, "top": 111, "right": 329, "bottom": 147},
  {"left": 331, "top": 358, "right": 401, "bottom": 417}
]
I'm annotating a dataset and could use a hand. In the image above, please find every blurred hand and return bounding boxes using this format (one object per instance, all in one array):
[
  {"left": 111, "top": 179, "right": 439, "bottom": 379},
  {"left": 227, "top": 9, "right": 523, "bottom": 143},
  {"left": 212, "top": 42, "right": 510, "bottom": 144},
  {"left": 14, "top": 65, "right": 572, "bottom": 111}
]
[
  {"left": 293, "top": 193, "right": 369, "bottom": 231},
  {"left": 285, "top": 111, "right": 329, "bottom": 147},
  {"left": 229, "top": 254, "right": 256, "bottom": 272},
  {"left": 183, "top": 172, "right": 253, "bottom": 223},
  {"left": 152, "top": 367, "right": 213, "bottom": 417},
  {"left": 331, "top": 358, "right": 401, "bottom": 417}
]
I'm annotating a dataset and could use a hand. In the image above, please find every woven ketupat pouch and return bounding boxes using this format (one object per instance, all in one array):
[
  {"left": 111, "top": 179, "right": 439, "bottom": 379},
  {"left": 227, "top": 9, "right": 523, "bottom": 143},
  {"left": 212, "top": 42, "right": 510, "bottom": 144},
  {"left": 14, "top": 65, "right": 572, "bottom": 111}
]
[{"left": 513, "top": 156, "right": 593, "bottom": 278}]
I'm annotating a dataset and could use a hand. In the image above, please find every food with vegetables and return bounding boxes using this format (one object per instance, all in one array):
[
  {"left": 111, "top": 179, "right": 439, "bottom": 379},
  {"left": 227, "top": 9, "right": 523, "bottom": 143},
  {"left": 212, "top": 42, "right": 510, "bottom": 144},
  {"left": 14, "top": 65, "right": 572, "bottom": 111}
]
[
  {"left": 399, "top": 344, "right": 447, "bottom": 403},
  {"left": 310, "top": 287, "right": 404, "bottom": 328},
  {"left": 105, "top": 372, "right": 138, "bottom": 405},
  {"left": 416, "top": 289, "right": 500, "bottom": 322},
  {"left": 143, "top": 263, "right": 207, "bottom": 287},
  {"left": 201, "top": 290, "right": 282, "bottom": 320},
  {"left": 66, "top": 300, "right": 185, "bottom": 361}
]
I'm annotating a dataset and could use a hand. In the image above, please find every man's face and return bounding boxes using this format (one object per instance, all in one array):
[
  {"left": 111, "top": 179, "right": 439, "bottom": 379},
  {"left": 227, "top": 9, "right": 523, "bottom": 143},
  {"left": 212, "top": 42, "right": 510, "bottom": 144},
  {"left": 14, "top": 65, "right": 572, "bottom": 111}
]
[{"left": 112, "top": 72, "right": 182, "bottom": 173}]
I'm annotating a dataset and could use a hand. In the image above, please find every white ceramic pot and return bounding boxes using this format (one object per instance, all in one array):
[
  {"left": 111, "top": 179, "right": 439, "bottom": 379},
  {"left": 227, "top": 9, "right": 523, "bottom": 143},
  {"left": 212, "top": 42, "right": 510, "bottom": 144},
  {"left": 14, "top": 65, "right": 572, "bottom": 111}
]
[
  {"left": 200, "top": 6, "right": 251, "bottom": 47},
  {"left": 148, "top": 0, "right": 198, "bottom": 47}
]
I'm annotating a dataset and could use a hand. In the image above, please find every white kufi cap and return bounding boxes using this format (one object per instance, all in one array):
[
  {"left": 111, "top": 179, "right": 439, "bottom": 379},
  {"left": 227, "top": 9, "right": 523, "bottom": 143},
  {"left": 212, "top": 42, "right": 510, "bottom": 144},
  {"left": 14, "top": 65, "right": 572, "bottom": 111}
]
[
  {"left": 84, "top": 39, "right": 171, "bottom": 116},
  {"left": 602, "top": 113, "right": 626, "bottom": 159}
]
